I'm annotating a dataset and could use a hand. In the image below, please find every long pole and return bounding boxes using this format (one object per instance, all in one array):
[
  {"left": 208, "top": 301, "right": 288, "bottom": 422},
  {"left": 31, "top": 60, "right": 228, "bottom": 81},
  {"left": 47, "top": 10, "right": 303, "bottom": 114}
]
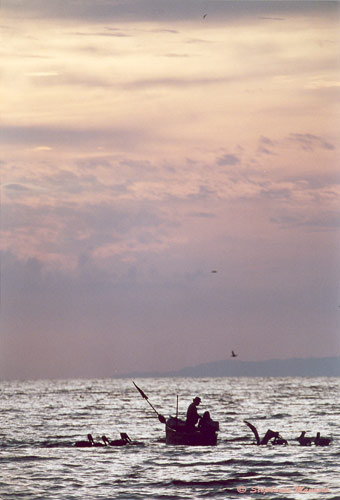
[{"left": 133, "top": 381, "right": 166, "bottom": 424}]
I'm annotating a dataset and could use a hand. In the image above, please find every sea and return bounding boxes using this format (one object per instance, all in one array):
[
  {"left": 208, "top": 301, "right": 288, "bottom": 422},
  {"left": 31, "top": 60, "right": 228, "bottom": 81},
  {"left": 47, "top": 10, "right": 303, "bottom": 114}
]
[{"left": 0, "top": 377, "right": 339, "bottom": 500}]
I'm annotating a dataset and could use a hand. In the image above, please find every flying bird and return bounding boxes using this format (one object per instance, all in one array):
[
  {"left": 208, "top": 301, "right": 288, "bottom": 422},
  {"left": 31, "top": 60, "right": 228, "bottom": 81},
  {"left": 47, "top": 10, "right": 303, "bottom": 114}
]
[
  {"left": 203, "top": 14, "right": 207, "bottom": 19},
  {"left": 211, "top": 270, "right": 217, "bottom": 273},
  {"left": 231, "top": 350, "right": 238, "bottom": 358}
]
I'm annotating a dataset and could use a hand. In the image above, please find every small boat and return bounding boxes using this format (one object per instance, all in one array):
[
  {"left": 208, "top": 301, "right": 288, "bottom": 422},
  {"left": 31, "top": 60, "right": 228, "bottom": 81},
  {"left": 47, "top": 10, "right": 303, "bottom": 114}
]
[
  {"left": 132, "top": 382, "right": 219, "bottom": 446},
  {"left": 165, "top": 416, "right": 219, "bottom": 446}
]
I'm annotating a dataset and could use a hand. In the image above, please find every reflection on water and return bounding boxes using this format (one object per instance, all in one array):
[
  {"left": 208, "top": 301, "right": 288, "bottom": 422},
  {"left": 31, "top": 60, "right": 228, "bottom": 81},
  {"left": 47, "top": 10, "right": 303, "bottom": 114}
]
[{"left": 0, "top": 377, "right": 339, "bottom": 499}]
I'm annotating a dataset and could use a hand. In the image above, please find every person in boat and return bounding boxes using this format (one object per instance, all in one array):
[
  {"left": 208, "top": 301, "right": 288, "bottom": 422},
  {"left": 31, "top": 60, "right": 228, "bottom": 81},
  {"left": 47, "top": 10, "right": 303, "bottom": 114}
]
[
  {"left": 198, "top": 411, "right": 219, "bottom": 435},
  {"left": 186, "top": 396, "right": 202, "bottom": 430}
]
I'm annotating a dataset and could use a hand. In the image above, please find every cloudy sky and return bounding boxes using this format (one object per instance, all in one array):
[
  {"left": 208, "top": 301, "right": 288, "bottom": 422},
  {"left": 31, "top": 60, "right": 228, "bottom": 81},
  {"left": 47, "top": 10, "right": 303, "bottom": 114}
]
[{"left": 1, "top": 1, "right": 340, "bottom": 380}]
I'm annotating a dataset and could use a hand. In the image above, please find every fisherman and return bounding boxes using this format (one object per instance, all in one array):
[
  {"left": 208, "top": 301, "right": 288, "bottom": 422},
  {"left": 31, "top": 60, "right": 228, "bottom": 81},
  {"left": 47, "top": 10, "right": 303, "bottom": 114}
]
[{"left": 186, "top": 396, "right": 201, "bottom": 430}]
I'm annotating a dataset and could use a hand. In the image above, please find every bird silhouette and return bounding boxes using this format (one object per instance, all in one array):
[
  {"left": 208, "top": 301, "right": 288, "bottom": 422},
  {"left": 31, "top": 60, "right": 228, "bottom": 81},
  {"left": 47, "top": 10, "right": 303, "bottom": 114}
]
[
  {"left": 102, "top": 433, "right": 137, "bottom": 446},
  {"left": 297, "top": 431, "right": 313, "bottom": 446},
  {"left": 231, "top": 350, "right": 238, "bottom": 358},
  {"left": 74, "top": 434, "right": 94, "bottom": 447},
  {"left": 74, "top": 434, "right": 110, "bottom": 447},
  {"left": 244, "top": 421, "right": 286, "bottom": 445},
  {"left": 315, "top": 432, "right": 331, "bottom": 446}
]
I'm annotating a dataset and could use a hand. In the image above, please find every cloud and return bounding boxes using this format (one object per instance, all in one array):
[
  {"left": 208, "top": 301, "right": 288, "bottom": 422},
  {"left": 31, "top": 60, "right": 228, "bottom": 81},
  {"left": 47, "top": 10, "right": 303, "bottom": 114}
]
[
  {"left": 4, "top": 183, "right": 32, "bottom": 192},
  {"left": 287, "top": 133, "right": 335, "bottom": 151},
  {"left": 2, "top": 193, "right": 339, "bottom": 380},
  {"left": 258, "top": 16, "right": 285, "bottom": 21},
  {"left": 217, "top": 154, "right": 240, "bottom": 166},
  {"left": 31, "top": 146, "right": 53, "bottom": 151},
  {"left": 0, "top": 124, "right": 148, "bottom": 149},
  {"left": 188, "top": 211, "right": 215, "bottom": 219},
  {"left": 72, "top": 29, "right": 131, "bottom": 38},
  {"left": 163, "top": 53, "right": 189, "bottom": 58},
  {"left": 271, "top": 211, "right": 340, "bottom": 230},
  {"left": 259, "top": 186, "right": 292, "bottom": 200},
  {"left": 3, "top": 0, "right": 337, "bottom": 23},
  {"left": 123, "top": 76, "right": 229, "bottom": 90},
  {"left": 1, "top": 191, "right": 177, "bottom": 269},
  {"left": 284, "top": 172, "right": 340, "bottom": 191},
  {"left": 1, "top": 2, "right": 339, "bottom": 379},
  {"left": 257, "top": 136, "right": 277, "bottom": 155}
]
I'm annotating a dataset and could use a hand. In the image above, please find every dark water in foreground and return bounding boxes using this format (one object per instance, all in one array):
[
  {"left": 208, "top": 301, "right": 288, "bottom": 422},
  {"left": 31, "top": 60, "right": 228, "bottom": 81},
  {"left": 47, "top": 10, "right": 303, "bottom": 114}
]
[{"left": 0, "top": 377, "right": 339, "bottom": 500}]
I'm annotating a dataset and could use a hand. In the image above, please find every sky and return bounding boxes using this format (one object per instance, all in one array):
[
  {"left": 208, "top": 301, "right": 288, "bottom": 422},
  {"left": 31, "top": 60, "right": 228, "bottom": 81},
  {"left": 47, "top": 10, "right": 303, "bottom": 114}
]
[{"left": 1, "top": 0, "right": 340, "bottom": 380}]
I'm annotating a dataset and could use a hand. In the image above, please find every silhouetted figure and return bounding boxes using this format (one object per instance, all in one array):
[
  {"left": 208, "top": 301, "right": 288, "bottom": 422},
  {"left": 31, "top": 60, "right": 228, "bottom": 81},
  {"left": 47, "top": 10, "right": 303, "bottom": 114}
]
[
  {"left": 315, "top": 432, "right": 331, "bottom": 446},
  {"left": 244, "top": 421, "right": 287, "bottom": 445},
  {"left": 186, "top": 397, "right": 201, "bottom": 430},
  {"left": 102, "top": 433, "right": 132, "bottom": 446},
  {"left": 271, "top": 435, "right": 288, "bottom": 445},
  {"left": 297, "top": 431, "right": 313, "bottom": 446},
  {"left": 231, "top": 350, "right": 237, "bottom": 358},
  {"left": 74, "top": 434, "right": 109, "bottom": 447},
  {"left": 198, "top": 411, "right": 219, "bottom": 435},
  {"left": 92, "top": 436, "right": 107, "bottom": 447},
  {"left": 198, "top": 411, "right": 211, "bottom": 430},
  {"left": 74, "top": 434, "right": 94, "bottom": 447}
]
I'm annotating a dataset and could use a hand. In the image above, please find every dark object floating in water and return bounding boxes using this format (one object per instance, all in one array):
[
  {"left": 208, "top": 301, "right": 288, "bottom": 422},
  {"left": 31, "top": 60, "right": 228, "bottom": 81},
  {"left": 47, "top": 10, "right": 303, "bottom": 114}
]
[
  {"left": 166, "top": 416, "right": 219, "bottom": 446},
  {"left": 73, "top": 434, "right": 108, "bottom": 447},
  {"left": 92, "top": 436, "right": 107, "bottom": 447},
  {"left": 296, "top": 431, "right": 332, "bottom": 446},
  {"left": 74, "top": 434, "right": 96, "bottom": 447},
  {"left": 74, "top": 433, "right": 142, "bottom": 448},
  {"left": 102, "top": 435, "right": 128, "bottom": 446},
  {"left": 103, "top": 433, "right": 131, "bottom": 446},
  {"left": 103, "top": 433, "right": 143, "bottom": 446},
  {"left": 244, "top": 420, "right": 288, "bottom": 445},
  {"left": 315, "top": 432, "right": 331, "bottom": 446},
  {"left": 271, "top": 435, "right": 288, "bottom": 445},
  {"left": 297, "top": 431, "right": 313, "bottom": 446}
]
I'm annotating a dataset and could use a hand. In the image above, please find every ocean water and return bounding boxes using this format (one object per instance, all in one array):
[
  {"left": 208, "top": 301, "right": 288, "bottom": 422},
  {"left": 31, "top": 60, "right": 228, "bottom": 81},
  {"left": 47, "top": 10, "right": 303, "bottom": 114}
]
[{"left": 0, "top": 377, "right": 339, "bottom": 500}]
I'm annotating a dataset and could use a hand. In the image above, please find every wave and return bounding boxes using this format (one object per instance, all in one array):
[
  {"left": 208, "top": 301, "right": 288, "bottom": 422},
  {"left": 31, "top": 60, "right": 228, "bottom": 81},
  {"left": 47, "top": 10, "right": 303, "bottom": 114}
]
[
  {"left": 170, "top": 478, "right": 240, "bottom": 487},
  {"left": 0, "top": 455, "right": 56, "bottom": 463},
  {"left": 270, "top": 413, "right": 291, "bottom": 419}
]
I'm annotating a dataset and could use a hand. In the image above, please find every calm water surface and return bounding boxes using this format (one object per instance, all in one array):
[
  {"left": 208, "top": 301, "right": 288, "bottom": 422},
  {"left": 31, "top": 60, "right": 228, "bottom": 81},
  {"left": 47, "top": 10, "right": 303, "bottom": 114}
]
[{"left": 0, "top": 377, "right": 339, "bottom": 499}]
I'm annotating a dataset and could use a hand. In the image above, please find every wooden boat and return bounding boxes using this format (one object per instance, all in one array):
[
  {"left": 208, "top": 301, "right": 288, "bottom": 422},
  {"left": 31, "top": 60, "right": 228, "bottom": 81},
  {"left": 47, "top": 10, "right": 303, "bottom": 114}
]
[
  {"left": 132, "top": 382, "right": 219, "bottom": 446},
  {"left": 165, "top": 416, "right": 219, "bottom": 446}
]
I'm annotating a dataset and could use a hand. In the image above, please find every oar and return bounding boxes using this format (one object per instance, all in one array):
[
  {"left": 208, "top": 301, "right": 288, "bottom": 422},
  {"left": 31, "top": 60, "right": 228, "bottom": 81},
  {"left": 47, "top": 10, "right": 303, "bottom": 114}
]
[{"left": 133, "top": 381, "right": 166, "bottom": 424}]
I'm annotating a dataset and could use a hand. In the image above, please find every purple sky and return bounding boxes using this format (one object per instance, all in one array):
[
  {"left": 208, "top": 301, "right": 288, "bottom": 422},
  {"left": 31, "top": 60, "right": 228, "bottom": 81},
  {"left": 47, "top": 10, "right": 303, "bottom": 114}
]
[{"left": 1, "top": 1, "right": 340, "bottom": 379}]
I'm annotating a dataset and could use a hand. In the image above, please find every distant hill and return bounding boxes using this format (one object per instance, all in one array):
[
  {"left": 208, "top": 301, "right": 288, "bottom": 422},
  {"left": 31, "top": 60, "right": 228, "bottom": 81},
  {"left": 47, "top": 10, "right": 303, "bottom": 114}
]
[{"left": 121, "top": 356, "right": 340, "bottom": 378}]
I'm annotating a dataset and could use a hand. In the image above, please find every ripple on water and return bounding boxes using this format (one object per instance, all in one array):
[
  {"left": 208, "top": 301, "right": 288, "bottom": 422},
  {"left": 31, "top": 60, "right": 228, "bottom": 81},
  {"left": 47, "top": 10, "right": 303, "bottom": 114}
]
[{"left": 0, "top": 377, "right": 338, "bottom": 500}]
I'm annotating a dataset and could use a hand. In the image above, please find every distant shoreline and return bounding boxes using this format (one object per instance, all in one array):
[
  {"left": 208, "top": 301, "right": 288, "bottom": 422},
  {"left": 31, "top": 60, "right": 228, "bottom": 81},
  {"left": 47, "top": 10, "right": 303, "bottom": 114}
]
[{"left": 119, "top": 356, "right": 340, "bottom": 379}]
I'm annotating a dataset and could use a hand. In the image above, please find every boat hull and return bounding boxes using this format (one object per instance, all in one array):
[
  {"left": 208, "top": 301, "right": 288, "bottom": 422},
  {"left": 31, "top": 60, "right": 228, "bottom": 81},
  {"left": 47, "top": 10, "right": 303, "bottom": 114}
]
[{"left": 165, "top": 417, "right": 218, "bottom": 446}]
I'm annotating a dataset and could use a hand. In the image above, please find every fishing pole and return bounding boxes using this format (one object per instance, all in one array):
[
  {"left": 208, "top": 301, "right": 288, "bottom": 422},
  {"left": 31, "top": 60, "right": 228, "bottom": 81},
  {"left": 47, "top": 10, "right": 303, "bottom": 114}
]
[{"left": 133, "top": 381, "right": 166, "bottom": 424}]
